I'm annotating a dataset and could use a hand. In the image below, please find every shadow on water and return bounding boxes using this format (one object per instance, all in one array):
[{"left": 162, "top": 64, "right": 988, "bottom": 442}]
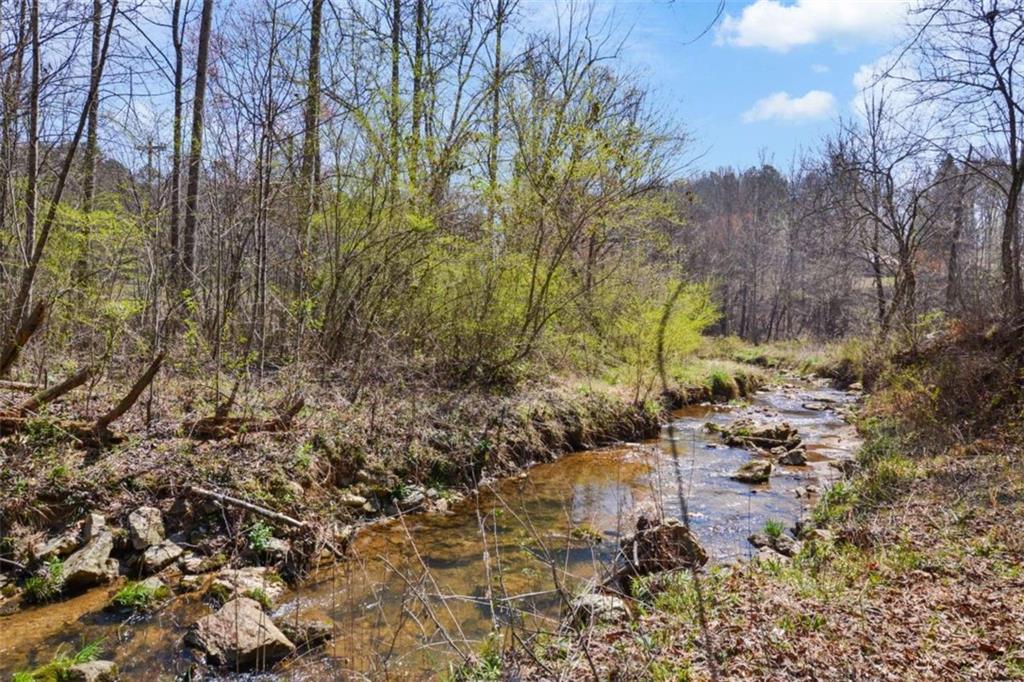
[{"left": 0, "top": 380, "right": 860, "bottom": 680}]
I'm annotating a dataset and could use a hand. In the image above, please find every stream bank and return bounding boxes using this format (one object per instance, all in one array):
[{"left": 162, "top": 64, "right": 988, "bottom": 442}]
[{"left": 1, "top": 374, "right": 859, "bottom": 680}]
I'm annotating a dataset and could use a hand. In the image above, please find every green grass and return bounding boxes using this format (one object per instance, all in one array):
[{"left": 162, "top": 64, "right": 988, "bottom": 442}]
[
  {"left": 22, "top": 558, "right": 64, "bottom": 604},
  {"left": 11, "top": 639, "right": 105, "bottom": 682},
  {"left": 246, "top": 520, "right": 273, "bottom": 553},
  {"left": 110, "top": 581, "right": 170, "bottom": 612},
  {"left": 243, "top": 587, "right": 272, "bottom": 610},
  {"left": 763, "top": 518, "right": 784, "bottom": 539}
]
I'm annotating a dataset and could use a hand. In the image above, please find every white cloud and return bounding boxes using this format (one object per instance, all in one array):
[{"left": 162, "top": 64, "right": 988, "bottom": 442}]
[
  {"left": 717, "top": 0, "right": 909, "bottom": 52},
  {"left": 850, "top": 52, "right": 917, "bottom": 116},
  {"left": 742, "top": 90, "right": 837, "bottom": 123},
  {"left": 811, "top": 63, "right": 830, "bottom": 74}
]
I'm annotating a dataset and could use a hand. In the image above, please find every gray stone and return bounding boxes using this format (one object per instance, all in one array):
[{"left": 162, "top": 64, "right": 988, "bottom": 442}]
[
  {"left": 63, "top": 530, "right": 118, "bottom": 590},
  {"left": 209, "top": 566, "right": 286, "bottom": 607},
  {"left": 773, "top": 534, "right": 802, "bottom": 557},
  {"left": 128, "top": 507, "right": 165, "bottom": 550},
  {"left": 755, "top": 547, "right": 790, "bottom": 566},
  {"left": 571, "top": 593, "right": 628, "bottom": 626},
  {"left": 747, "top": 532, "right": 772, "bottom": 549},
  {"left": 178, "top": 574, "right": 207, "bottom": 593},
  {"left": 32, "top": 534, "right": 80, "bottom": 561},
  {"left": 143, "top": 540, "right": 183, "bottom": 573},
  {"left": 83, "top": 513, "right": 107, "bottom": 542},
  {"left": 339, "top": 492, "right": 367, "bottom": 509},
  {"left": 262, "top": 537, "right": 290, "bottom": 561},
  {"left": 185, "top": 597, "right": 295, "bottom": 669},
  {"left": 278, "top": 619, "right": 335, "bottom": 650},
  {"left": 398, "top": 488, "right": 426, "bottom": 510},
  {"left": 778, "top": 447, "right": 807, "bottom": 466},
  {"left": 803, "top": 528, "right": 834, "bottom": 544},
  {"left": 731, "top": 459, "right": 772, "bottom": 484},
  {"left": 66, "top": 660, "right": 118, "bottom": 681}
]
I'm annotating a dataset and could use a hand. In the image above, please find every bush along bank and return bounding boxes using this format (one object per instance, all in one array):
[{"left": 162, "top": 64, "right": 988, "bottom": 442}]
[{"left": 499, "top": 330, "right": 1024, "bottom": 680}]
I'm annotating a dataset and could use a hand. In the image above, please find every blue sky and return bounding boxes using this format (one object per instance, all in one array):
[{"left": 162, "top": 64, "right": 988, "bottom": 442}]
[{"left": 523, "top": 0, "right": 911, "bottom": 173}]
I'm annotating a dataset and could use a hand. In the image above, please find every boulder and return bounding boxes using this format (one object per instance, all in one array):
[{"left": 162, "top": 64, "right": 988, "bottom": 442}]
[
  {"left": 32, "top": 533, "right": 80, "bottom": 561},
  {"left": 830, "top": 459, "right": 859, "bottom": 477},
  {"left": 802, "top": 401, "right": 829, "bottom": 411},
  {"left": 278, "top": 618, "right": 335, "bottom": 650},
  {"left": 66, "top": 660, "right": 118, "bottom": 681},
  {"left": 128, "top": 507, "right": 165, "bottom": 550},
  {"left": 261, "top": 537, "right": 290, "bottom": 562},
  {"left": 772, "top": 534, "right": 802, "bottom": 557},
  {"left": 143, "top": 540, "right": 183, "bottom": 573},
  {"left": 185, "top": 597, "right": 295, "bottom": 669},
  {"left": 571, "top": 592, "right": 628, "bottom": 626},
  {"left": 777, "top": 447, "right": 807, "bottom": 466},
  {"left": 719, "top": 419, "right": 801, "bottom": 451},
  {"left": 801, "top": 527, "right": 834, "bottom": 544},
  {"left": 755, "top": 547, "right": 790, "bottom": 566},
  {"left": 339, "top": 492, "right": 367, "bottom": 509},
  {"left": 398, "top": 488, "right": 426, "bottom": 511},
  {"left": 83, "top": 513, "right": 107, "bottom": 542},
  {"left": 209, "top": 566, "right": 286, "bottom": 607},
  {"left": 178, "top": 574, "right": 208, "bottom": 593},
  {"left": 618, "top": 516, "right": 707, "bottom": 577},
  {"left": 179, "top": 552, "right": 228, "bottom": 575},
  {"left": 731, "top": 459, "right": 772, "bottom": 484},
  {"left": 63, "top": 530, "right": 118, "bottom": 590},
  {"left": 747, "top": 532, "right": 772, "bottom": 549}
]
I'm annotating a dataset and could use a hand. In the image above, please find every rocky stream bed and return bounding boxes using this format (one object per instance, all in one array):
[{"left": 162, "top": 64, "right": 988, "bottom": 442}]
[{"left": 0, "top": 376, "right": 861, "bottom": 680}]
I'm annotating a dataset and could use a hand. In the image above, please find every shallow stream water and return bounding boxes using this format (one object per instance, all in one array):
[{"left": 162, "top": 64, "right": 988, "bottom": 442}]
[{"left": 0, "top": 380, "right": 860, "bottom": 680}]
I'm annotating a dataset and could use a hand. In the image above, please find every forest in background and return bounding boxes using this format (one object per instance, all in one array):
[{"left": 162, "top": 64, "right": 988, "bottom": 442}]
[{"left": 0, "top": 0, "right": 1021, "bottom": 399}]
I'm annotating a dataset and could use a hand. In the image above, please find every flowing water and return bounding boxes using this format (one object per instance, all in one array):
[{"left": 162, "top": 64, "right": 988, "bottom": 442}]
[{"left": 0, "top": 380, "right": 860, "bottom": 680}]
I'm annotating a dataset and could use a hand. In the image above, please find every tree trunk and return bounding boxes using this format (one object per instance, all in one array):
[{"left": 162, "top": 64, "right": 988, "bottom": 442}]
[
  {"left": 76, "top": 0, "right": 102, "bottom": 286},
  {"left": 182, "top": 0, "right": 215, "bottom": 281},
  {"left": 297, "top": 0, "right": 322, "bottom": 292},
  {"left": 409, "top": 0, "right": 424, "bottom": 190},
  {"left": 169, "top": 0, "right": 185, "bottom": 278},
  {"left": 388, "top": 0, "right": 401, "bottom": 198}
]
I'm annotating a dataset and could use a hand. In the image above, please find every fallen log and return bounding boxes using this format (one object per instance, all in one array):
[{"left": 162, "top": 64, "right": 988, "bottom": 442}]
[
  {"left": 189, "top": 485, "right": 306, "bottom": 527},
  {"left": 94, "top": 352, "right": 164, "bottom": 432},
  {"left": 182, "top": 398, "right": 304, "bottom": 440},
  {"left": 0, "top": 416, "right": 108, "bottom": 447},
  {"left": 13, "top": 366, "right": 94, "bottom": 417},
  {"left": 0, "top": 380, "right": 42, "bottom": 393}
]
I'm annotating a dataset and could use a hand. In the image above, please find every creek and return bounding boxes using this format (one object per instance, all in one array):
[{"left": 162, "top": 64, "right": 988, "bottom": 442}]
[{"left": 0, "top": 379, "right": 860, "bottom": 680}]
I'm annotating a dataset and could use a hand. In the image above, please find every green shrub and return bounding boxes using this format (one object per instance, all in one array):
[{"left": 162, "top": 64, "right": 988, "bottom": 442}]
[
  {"left": 23, "top": 558, "right": 64, "bottom": 604},
  {"left": 11, "top": 639, "right": 104, "bottom": 682},
  {"left": 111, "top": 581, "right": 170, "bottom": 612},
  {"left": 243, "top": 587, "right": 272, "bottom": 610},
  {"left": 763, "top": 518, "right": 784, "bottom": 539},
  {"left": 246, "top": 521, "right": 273, "bottom": 553}
]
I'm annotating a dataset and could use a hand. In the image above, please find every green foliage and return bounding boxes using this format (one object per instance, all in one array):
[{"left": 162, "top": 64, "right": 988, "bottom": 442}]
[
  {"left": 111, "top": 581, "right": 170, "bottom": 612},
  {"left": 763, "top": 518, "right": 784, "bottom": 539},
  {"left": 23, "top": 558, "right": 64, "bottom": 604},
  {"left": 246, "top": 521, "right": 273, "bottom": 553},
  {"left": 445, "top": 633, "right": 502, "bottom": 681},
  {"left": 243, "top": 587, "right": 272, "bottom": 610},
  {"left": 812, "top": 481, "right": 857, "bottom": 526},
  {"left": 11, "top": 639, "right": 104, "bottom": 682}
]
